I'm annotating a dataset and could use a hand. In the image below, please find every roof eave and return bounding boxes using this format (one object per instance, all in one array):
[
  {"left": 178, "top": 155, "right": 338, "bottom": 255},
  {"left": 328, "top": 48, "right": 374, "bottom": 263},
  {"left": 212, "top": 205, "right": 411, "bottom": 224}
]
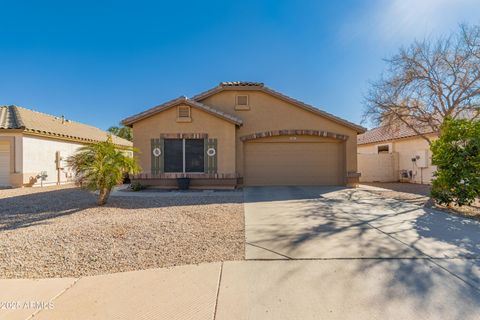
[{"left": 122, "top": 97, "right": 243, "bottom": 127}]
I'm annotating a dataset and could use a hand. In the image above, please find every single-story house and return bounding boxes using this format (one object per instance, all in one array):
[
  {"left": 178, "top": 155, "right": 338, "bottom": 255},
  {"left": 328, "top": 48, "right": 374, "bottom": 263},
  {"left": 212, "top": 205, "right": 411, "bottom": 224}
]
[
  {"left": 357, "top": 124, "right": 437, "bottom": 184},
  {"left": 122, "top": 81, "right": 366, "bottom": 188},
  {"left": 0, "top": 105, "right": 132, "bottom": 187}
]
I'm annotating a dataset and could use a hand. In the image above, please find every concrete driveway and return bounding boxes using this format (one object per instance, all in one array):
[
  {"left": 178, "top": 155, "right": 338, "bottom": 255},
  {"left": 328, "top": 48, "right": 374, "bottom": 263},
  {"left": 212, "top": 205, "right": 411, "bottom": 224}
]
[{"left": 239, "top": 186, "right": 480, "bottom": 319}]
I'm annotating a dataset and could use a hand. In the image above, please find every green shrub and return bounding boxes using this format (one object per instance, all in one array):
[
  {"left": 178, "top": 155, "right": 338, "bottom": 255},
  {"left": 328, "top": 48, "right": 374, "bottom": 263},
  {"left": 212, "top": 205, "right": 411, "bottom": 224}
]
[
  {"left": 431, "top": 118, "right": 480, "bottom": 206},
  {"left": 130, "top": 182, "right": 145, "bottom": 192}
]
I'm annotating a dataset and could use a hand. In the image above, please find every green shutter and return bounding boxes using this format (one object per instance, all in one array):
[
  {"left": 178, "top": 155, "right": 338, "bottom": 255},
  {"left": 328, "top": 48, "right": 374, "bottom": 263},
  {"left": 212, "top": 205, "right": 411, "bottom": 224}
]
[
  {"left": 151, "top": 138, "right": 163, "bottom": 175},
  {"left": 204, "top": 138, "right": 208, "bottom": 173},
  {"left": 204, "top": 138, "right": 218, "bottom": 174},
  {"left": 159, "top": 138, "right": 164, "bottom": 173}
]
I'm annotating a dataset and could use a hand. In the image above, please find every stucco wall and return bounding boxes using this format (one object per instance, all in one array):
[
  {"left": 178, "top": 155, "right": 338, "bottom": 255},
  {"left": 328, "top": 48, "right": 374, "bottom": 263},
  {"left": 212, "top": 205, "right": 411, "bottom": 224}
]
[
  {"left": 199, "top": 90, "right": 359, "bottom": 176},
  {"left": 22, "top": 135, "right": 83, "bottom": 186},
  {"left": 358, "top": 135, "right": 437, "bottom": 184},
  {"left": 358, "top": 153, "right": 398, "bottom": 182},
  {"left": 132, "top": 105, "right": 236, "bottom": 175},
  {"left": 393, "top": 137, "right": 436, "bottom": 184}
]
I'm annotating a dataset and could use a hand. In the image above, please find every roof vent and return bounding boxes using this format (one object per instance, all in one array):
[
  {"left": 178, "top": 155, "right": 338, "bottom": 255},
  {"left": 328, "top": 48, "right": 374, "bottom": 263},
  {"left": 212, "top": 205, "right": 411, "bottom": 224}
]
[
  {"left": 236, "top": 95, "right": 248, "bottom": 106},
  {"left": 176, "top": 106, "right": 192, "bottom": 122},
  {"left": 235, "top": 95, "right": 250, "bottom": 111}
]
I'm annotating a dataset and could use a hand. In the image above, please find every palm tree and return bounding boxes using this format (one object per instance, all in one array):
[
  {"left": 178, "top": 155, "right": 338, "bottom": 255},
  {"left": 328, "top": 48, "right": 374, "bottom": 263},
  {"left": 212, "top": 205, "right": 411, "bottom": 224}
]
[{"left": 68, "top": 137, "right": 140, "bottom": 205}]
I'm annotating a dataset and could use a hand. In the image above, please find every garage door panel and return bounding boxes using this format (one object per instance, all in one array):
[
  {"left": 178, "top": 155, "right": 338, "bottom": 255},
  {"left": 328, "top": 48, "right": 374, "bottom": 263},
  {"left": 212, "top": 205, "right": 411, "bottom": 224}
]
[{"left": 244, "top": 142, "right": 343, "bottom": 186}]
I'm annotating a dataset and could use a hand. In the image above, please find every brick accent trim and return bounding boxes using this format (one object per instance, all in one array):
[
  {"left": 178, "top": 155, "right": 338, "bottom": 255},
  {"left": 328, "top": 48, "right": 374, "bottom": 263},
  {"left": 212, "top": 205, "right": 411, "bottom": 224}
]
[
  {"left": 133, "top": 173, "right": 239, "bottom": 179},
  {"left": 239, "top": 129, "right": 349, "bottom": 141},
  {"left": 160, "top": 133, "right": 208, "bottom": 139}
]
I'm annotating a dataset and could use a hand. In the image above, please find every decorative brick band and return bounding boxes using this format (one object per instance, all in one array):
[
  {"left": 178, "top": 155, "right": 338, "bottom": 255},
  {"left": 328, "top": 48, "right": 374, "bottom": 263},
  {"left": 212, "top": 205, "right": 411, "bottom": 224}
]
[
  {"left": 133, "top": 173, "right": 239, "bottom": 179},
  {"left": 239, "top": 129, "right": 349, "bottom": 141},
  {"left": 160, "top": 133, "right": 208, "bottom": 139}
]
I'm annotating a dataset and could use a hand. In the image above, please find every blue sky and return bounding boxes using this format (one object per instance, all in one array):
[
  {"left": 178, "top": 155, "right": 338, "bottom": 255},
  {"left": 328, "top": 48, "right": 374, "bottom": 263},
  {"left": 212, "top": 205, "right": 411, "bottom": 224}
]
[{"left": 1, "top": 0, "right": 479, "bottom": 130}]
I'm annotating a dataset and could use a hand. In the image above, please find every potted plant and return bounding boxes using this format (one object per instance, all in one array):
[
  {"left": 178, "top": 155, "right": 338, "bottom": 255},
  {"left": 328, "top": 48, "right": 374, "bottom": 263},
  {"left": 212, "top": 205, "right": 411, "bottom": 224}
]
[{"left": 177, "top": 176, "right": 190, "bottom": 190}]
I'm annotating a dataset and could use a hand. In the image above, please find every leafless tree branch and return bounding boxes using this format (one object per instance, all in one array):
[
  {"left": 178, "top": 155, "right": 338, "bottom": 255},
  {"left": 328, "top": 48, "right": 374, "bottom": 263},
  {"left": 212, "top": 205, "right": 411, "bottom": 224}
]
[{"left": 363, "top": 24, "right": 480, "bottom": 143}]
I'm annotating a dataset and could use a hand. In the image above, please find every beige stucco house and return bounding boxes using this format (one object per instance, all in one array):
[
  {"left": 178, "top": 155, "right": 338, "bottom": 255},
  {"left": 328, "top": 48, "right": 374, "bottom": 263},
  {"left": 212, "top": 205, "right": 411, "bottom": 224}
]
[
  {"left": 357, "top": 125, "right": 438, "bottom": 184},
  {"left": 122, "top": 82, "right": 366, "bottom": 188},
  {"left": 0, "top": 105, "right": 132, "bottom": 187}
]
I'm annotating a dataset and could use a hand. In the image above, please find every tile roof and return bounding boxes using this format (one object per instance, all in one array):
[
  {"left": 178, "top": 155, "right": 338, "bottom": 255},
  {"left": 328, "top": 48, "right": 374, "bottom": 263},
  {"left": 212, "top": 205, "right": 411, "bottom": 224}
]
[
  {"left": 0, "top": 105, "right": 132, "bottom": 146},
  {"left": 220, "top": 81, "right": 264, "bottom": 87},
  {"left": 122, "top": 96, "right": 243, "bottom": 126},
  {"left": 192, "top": 82, "right": 366, "bottom": 133},
  {"left": 357, "top": 124, "right": 436, "bottom": 145}
]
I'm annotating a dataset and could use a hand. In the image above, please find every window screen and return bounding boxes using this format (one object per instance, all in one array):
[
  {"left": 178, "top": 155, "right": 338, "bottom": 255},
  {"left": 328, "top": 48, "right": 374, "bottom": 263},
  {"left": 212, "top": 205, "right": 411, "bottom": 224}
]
[
  {"left": 164, "top": 139, "right": 183, "bottom": 172},
  {"left": 185, "top": 139, "right": 204, "bottom": 172}
]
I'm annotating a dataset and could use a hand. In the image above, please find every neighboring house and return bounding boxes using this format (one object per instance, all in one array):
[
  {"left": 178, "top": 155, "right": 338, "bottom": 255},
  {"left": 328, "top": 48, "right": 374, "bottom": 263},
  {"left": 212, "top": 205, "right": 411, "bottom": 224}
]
[
  {"left": 0, "top": 105, "right": 132, "bottom": 187},
  {"left": 122, "top": 81, "right": 366, "bottom": 188},
  {"left": 357, "top": 125, "right": 438, "bottom": 184}
]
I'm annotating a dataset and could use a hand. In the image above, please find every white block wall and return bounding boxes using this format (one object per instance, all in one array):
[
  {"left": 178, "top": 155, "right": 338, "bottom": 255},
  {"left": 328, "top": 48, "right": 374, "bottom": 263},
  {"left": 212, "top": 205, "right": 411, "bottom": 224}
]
[
  {"left": 22, "top": 135, "right": 84, "bottom": 186},
  {"left": 358, "top": 136, "right": 436, "bottom": 184},
  {"left": 358, "top": 153, "right": 398, "bottom": 182}
]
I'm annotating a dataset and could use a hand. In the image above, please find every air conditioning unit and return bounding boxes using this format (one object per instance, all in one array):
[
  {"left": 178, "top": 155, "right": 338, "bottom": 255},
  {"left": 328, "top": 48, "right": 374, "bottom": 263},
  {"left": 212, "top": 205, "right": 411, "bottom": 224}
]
[{"left": 413, "top": 149, "right": 429, "bottom": 168}]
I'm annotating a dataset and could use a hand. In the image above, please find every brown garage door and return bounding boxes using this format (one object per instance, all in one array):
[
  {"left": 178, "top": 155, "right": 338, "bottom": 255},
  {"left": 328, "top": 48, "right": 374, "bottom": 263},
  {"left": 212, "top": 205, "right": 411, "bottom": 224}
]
[{"left": 244, "top": 141, "right": 344, "bottom": 186}]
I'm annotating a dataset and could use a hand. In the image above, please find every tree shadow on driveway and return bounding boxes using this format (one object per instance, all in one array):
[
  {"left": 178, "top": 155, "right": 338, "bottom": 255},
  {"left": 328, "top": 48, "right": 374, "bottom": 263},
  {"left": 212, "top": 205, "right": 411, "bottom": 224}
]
[{"left": 244, "top": 186, "right": 480, "bottom": 318}]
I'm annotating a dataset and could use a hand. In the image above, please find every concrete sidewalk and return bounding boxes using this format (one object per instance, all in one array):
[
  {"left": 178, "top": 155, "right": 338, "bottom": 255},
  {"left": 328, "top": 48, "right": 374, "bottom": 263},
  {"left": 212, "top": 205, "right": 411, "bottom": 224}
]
[{"left": 2, "top": 259, "right": 480, "bottom": 320}]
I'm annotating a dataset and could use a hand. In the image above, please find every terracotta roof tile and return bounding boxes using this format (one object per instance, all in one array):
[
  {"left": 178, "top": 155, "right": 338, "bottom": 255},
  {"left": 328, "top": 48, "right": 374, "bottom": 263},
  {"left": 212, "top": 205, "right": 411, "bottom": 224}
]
[
  {"left": 358, "top": 124, "right": 436, "bottom": 145},
  {"left": 220, "top": 81, "right": 264, "bottom": 87},
  {"left": 0, "top": 105, "right": 132, "bottom": 146}
]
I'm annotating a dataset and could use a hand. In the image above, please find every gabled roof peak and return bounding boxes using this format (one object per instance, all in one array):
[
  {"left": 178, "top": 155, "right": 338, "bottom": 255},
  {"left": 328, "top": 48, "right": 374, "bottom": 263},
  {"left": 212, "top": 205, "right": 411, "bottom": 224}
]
[
  {"left": 122, "top": 97, "right": 243, "bottom": 126},
  {"left": 192, "top": 82, "right": 366, "bottom": 133}
]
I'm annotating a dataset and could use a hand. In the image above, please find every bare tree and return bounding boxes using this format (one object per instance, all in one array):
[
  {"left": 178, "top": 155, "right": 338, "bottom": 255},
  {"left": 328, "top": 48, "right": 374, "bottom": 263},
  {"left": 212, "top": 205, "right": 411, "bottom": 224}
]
[{"left": 363, "top": 24, "right": 480, "bottom": 143}]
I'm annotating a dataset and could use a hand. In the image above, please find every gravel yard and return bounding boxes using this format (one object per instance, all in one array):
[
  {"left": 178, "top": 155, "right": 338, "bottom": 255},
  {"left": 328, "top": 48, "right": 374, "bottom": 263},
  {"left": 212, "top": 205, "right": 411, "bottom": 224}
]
[
  {"left": 360, "top": 182, "right": 480, "bottom": 220},
  {"left": 0, "top": 186, "right": 244, "bottom": 279}
]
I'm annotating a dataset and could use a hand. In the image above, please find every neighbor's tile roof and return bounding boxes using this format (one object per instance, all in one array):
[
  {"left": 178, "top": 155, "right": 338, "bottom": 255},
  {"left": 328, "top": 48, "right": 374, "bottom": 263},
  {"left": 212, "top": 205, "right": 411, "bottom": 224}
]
[
  {"left": 358, "top": 124, "right": 436, "bottom": 145},
  {"left": 0, "top": 105, "right": 132, "bottom": 146},
  {"left": 122, "top": 96, "right": 243, "bottom": 126}
]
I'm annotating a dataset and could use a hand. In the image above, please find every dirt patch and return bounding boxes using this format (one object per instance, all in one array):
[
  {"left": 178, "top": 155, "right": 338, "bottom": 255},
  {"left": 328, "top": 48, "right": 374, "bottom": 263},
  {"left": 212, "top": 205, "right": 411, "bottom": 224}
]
[
  {"left": 360, "top": 182, "right": 480, "bottom": 220},
  {"left": 0, "top": 186, "right": 244, "bottom": 278}
]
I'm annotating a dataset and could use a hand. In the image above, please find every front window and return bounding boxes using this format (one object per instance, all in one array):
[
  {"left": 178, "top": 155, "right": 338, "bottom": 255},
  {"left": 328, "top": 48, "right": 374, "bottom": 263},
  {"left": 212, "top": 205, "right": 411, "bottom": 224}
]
[{"left": 164, "top": 139, "right": 205, "bottom": 173}]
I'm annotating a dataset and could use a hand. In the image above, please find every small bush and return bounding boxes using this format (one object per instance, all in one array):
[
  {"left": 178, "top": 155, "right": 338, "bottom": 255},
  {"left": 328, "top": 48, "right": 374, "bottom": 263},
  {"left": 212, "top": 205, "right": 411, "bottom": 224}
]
[
  {"left": 130, "top": 182, "right": 145, "bottom": 192},
  {"left": 431, "top": 118, "right": 480, "bottom": 206}
]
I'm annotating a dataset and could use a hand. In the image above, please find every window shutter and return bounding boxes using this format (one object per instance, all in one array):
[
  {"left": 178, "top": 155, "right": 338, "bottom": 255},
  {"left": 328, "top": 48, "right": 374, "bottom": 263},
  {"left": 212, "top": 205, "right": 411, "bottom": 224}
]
[
  {"left": 151, "top": 138, "right": 164, "bottom": 175},
  {"left": 204, "top": 138, "right": 218, "bottom": 174}
]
